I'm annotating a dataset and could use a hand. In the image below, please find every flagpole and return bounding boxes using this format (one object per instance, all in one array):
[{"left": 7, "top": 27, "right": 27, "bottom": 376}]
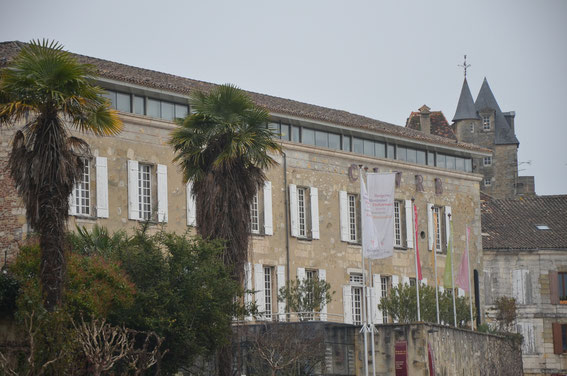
[
  {"left": 369, "top": 261, "right": 376, "bottom": 376},
  {"left": 466, "top": 226, "right": 474, "bottom": 330},
  {"left": 359, "top": 165, "right": 369, "bottom": 376},
  {"left": 432, "top": 207, "right": 440, "bottom": 324},
  {"left": 411, "top": 198, "right": 421, "bottom": 321},
  {"left": 449, "top": 214, "right": 457, "bottom": 327}
]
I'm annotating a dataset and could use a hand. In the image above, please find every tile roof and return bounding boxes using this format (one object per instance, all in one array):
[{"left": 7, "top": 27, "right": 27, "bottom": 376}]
[
  {"left": 481, "top": 195, "right": 567, "bottom": 250},
  {"left": 475, "top": 78, "right": 519, "bottom": 145},
  {"left": 406, "top": 110, "right": 457, "bottom": 140},
  {"left": 452, "top": 78, "right": 479, "bottom": 122},
  {"left": 0, "top": 41, "right": 489, "bottom": 154}
]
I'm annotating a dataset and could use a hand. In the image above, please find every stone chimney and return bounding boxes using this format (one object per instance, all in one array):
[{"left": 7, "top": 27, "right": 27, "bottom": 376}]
[
  {"left": 418, "top": 105, "right": 431, "bottom": 134},
  {"left": 503, "top": 111, "right": 515, "bottom": 133}
]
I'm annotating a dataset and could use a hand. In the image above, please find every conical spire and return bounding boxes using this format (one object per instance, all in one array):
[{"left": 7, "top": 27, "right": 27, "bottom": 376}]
[
  {"left": 452, "top": 78, "right": 479, "bottom": 122},
  {"left": 475, "top": 77, "right": 501, "bottom": 112}
]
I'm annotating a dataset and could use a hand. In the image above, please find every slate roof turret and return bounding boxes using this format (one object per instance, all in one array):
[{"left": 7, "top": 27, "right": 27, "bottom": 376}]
[
  {"left": 452, "top": 78, "right": 479, "bottom": 122},
  {"left": 475, "top": 78, "right": 519, "bottom": 145}
]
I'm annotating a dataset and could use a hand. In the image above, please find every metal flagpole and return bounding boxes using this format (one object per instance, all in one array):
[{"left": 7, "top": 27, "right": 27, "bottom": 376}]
[
  {"left": 466, "top": 226, "right": 474, "bottom": 330},
  {"left": 368, "top": 261, "right": 376, "bottom": 376},
  {"left": 449, "top": 214, "right": 457, "bottom": 327},
  {"left": 359, "top": 165, "right": 369, "bottom": 376},
  {"left": 433, "top": 208, "right": 440, "bottom": 324},
  {"left": 411, "top": 199, "right": 421, "bottom": 321}
]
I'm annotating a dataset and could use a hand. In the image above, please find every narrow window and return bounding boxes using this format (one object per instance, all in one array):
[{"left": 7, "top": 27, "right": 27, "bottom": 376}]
[
  {"left": 410, "top": 278, "right": 416, "bottom": 287},
  {"left": 138, "top": 164, "right": 152, "bottom": 220},
  {"left": 381, "top": 276, "right": 390, "bottom": 323},
  {"left": 433, "top": 206, "right": 442, "bottom": 253},
  {"left": 483, "top": 116, "right": 490, "bottom": 130},
  {"left": 306, "top": 270, "right": 317, "bottom": 320},
  {"left": 348, "top": 194, "right": 357, "bottom": 242},
  {"left": 264, "top": 267, "right": 272, "bottom": 320},
  {"left": 394, "top": 201, "right": 402, "bottom": 246},
  {"left": 250, "top": 193, "right": 259, "bottom": 234},
  {"left": 470, "top": 123, "right": 474, "bottom": 133},
  {"left": 483, "top": 156, "right": 492, "bottom": 166},
  {"left": 563, "top": 324, "right": 567, "bottom": 352},
  {"left": 75, "top": 158, "right": 90, "bottom": 215},
  {"left": 559, "top": 273, "right": 567, "bottom": 302},
  {"left": 350, "top": 273, "right": 363, "bottom": 325},
  {"left": 297, "top": 187, "right": 306, "bottom": 237},
  {"left": 484, "top": 178, "right": 492, "bottom": 186}
]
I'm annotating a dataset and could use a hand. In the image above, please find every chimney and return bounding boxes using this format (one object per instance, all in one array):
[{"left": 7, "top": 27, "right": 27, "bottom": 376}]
[
  {"left": 418, "top": 105, "right": 431, "bottom": 134},
  {"left": 503, "top": 111, "right": 516, "bottom": 132}
]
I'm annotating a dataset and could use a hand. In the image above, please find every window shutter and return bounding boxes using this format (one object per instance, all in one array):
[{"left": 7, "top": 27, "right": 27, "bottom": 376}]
[
  {"left": 523, "top": 270, "right": 532, "bottom": 304},
  {"left": 421, "top": 278, "right": 428, "bottom": 286},
  {"left": 517, "top": 322, "right": 536, "bottom": 354},
  {"left": 127, "top": 160, "right": 139, "bottom": 220},
  {"left": 427, "top": 203, "right": 434, "bottom": 250},
  {"left": 343, "top": 285, "right": 353, "bottom": 324},
  {"left": 373, "top": 274, "right": 383, "bottom": 324},
  {"left": 319, "top": 269, "right": 327, "bottom": 321},
  {"left": 277, "top": 265, "right": 286, "bottom": 321},
  {"left": 402, "top": 276, "right": 410, "bottom": 286},
  {"left": 186, "top": 181, "right": 196, "bottom": 226},
  {"left": 513, "top": 269, "right": 526, "bottom": 304},
  {"left": 405, "top": 200, "right": 414, "bottom": 248},
  {"left": 297, "top": 267, "right": 306, "bottom": 282},
  {"left": 549, "top": 271, "right": 559, "bottom": 305},
  {"left": 95, "top": 157, "right": 109, "bottom": 218},
  {"left": 310, "top": 187, "right": 320, "bottom": 239},
  {"left": 69, "top": 185, "right": 76, "bottom": 216},
  {"left": 289, "top": 184, "right": 298, "bottom": 237},
  {"left": 254, "top": 264, "right": 265, "bottom": 319},
  {"left": 339, "top": 191, "right": 349, "bottom": 242},
  {"left": 157, "top": 164, "right": 168, "bottom": 223},
  {"left": 244, "top": 263, "right": 253, "bottom": 321},
  {"left": 392, "top": 275, "right": 400, "bottom": 288},
  {"left": 553, "top": 323, "right": 563, "bottom": 355},
  {"left": 444, "top": 206, "right": 452, "bottom": 251},
  {"left": 263, "top": 181, "right": 273, "bottom": 235},
  {"left": 458, "top": 288, "right": 465, "bottom": 297}
]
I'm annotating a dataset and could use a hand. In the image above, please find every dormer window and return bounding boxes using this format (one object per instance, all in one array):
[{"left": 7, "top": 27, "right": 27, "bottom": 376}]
[
  {"left": 483, "top": 156, "right": 492, "bottom": 166},
  {"left": 482, "top": 116, "right": 491, "bottom": 130}
]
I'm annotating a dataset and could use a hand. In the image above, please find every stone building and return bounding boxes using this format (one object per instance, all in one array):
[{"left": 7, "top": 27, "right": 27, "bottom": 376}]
[
  {"left": 407, "top": 77, "right": 535, "bottom": 199},
  {"left": 0, "top": 41, "right": 489, "bottom": 329},
  {"left": 482, "top": 195, "right": 567, "bottom": 375}
]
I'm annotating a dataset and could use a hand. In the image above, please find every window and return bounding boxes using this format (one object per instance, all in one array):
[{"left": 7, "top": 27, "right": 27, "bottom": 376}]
[
  {"left": 352, "top": 138, "right": 363, "bottom": 154},
  {"left": 342, "top": 135, "right": 351, "bottom": 152},
  {"left": 553, "top": 323, "right": 567, "bottom": 354},
  {"left": 348, "top": 194, "right": 357, "bottom": 242},
  {"left": 483, "top": 156, "right": 492, "bottom": 166},
  {"left": 264, "top": 267, "right": 273, "bottom": 320},
  {"left": 297, "top": 187, "right": 307, "bottom": 237},
  {"left": 138, "top": 164, "right": 152, "bottom": 220},
  {"left": 315, "top": 130, "right": 329, "bottom": 147},
  {"left": 292, "top": 126, "right": 300, "bottom": 143},
  {"left": 350, "top": 273, "right": 363, "bottom": 325},
  {"left": 381, "top": 276, "right": 390, "bottom": 323},
  {"left": 306, "top": 270, "right": 317, "bottom": 320},
  {"left": 410, "top": 278, "right": 416, "bottom": 287},
  {"left": 280, "top": 123, "right": 290, "bottom": 141},
  {"left": 394, "top": 201, "right": 403, "bottom": 247},
  {"left": 133, "top": 96, "right": 145, "bottom": 115},
  {"left": 559, "top": 273, "right": 567, "bottom": 302},
  {"left": 433, "top": 206, "right": 443, "bottom": 253},
  {"left": 483, "top": 116, "right": 491, "bottom": 130},
  {"left": 250, "top": 193, "right": 260, "bottom": 234},
  {"left": 302, "top": 128, "right": 315, "bottom": 145},
  {"left": 484, "top": 178, "right": 492, "bottom": 186},
  {"left": 470, "top": 123, "right": 474, "bottom": 133},
  {"left": 74, "top": 158, "right": 90, "bottom": 215},
  {"left": 102, "top": 89, "right": 188, "bottom": 121}
]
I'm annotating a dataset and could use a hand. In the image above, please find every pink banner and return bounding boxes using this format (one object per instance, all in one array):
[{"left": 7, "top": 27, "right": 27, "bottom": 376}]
[{"left": 456, "top": 227, "right": 470, "bottom": 292}]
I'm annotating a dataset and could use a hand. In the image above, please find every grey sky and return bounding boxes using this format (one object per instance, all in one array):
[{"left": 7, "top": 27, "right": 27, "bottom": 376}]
[{"left": 2, "top": 0, "right": 566, "bottom": 195}]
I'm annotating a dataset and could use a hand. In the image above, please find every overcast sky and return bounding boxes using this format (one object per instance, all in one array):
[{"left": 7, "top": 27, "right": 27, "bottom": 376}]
[{"left": 2, "top": 0, "right": 566, "bottom": 195}]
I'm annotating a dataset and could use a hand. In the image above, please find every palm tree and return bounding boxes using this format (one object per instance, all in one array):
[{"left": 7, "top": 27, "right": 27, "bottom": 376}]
[
  {"left": 170, "top": 84, "right": 281, "bottom": 281},
  {"left": 0, "top": 40, "right": 122, "bottom": 310}
]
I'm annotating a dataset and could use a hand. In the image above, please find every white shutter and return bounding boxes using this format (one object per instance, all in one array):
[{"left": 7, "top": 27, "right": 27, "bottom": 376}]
[
  {"left": 402, "top": 276, "right": 410, "bottom": 286},
  {"left": 254, "top": 264, "right": 265, "bottom": 319},
  {"left": 392, "top": 275, "right": 400, "bottom": 288},
  {"left": 69, "top": 186, "right": 76, "bottom": 216},
  {"left": 513, "top": 269, "right": 525, "bottom": 304},
  {"left": 405, "top": 200, "right": 414, "bottom": 248},
  {"left": 343, "top": 285, "right": 353, "bottom": 324},
  {"left": 297, "top": 267, "right": 306, "bottom": 282},
  {"left": 157, "top": 164, "right": 168, "bottom": 223},
  {"left": 421, "top": 278, "right": 428, "bottom": 286},
  {"left": 289, "top": 184, "right": 298, "bottom": 237},
  {"left": 339, "top": 191, "right": 349, "bottom": 242},
  {"left": 186, "top": 181, "right": 196, "bottom": 226},
  {"left": 458, "top": 288, "right": 465, "bottom": 297},
  {"left": 319, "top": 269, "right": 327, "bottom": 321},
  {"left": 445, "top": 206, "right": 452, "bottom": 251},
  {"left": 439, "top": 286, "right": 445, "bottom": 293},
  {"left": 517, "top": 322, "right": 536, "bottom": 354},
  {"left": 310, "top": 187, "right": 320, "bottom": 239},
  {"left": 263, "top": 181, "right": 273, "bottom": 235},
  {"left": 244, "top": 263, "right": 253, "bottom": 321},
  {"left": 373, "top": 274, "right": 383, "bottom": 324},
  {"left": 95, "top": 157, "right": 109, "bottom": 218},
  {"left": 277, "top": 265, "right": 286, "bottom": 321},
  {"left": 523, "top": 269, "right": 532, "bottom": 304},
  {"left": 427, "top": 203, "right": 434, "bottom": 250},
  {"left": 127, "top": 160, "right": 139, "bottom": 220}
]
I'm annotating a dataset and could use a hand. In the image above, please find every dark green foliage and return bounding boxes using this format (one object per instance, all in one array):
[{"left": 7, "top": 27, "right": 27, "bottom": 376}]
[
  {"left": 378, "top": 283, "right": 473, "bottom": 328},
  {"left": 278, "top": 278, "right": 334, "bottom": 322},
  {"left": 0, "top": 271, "right": 19, "bottom": 316}
]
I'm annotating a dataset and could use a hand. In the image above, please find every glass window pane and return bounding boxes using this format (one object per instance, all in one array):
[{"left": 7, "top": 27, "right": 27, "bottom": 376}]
[
  {"left": 456, "top": 157, "right": 465, "bottom": 171},
  {"left": 375, "top": 142, "right": 385, "bottom": 158},
  {"left": 268, "top": 122, "right": 280, "bottom": 137},
  {"left": 292, "top": 126, "right": 300, "bottom": 142},
  {"left": 102, "top": 90, "right": 117, "bottom": 109},
  {"left": 329, "top": 133, "right": 341, "bottom": 150},
  {"left": 353, "top": 138, "right": 364, "bottom": 154},
  {"left": 161, "top": 101, "right": 174, "bottom": 121},
  {"left": 417, "top": 150, "right": 426, "bottom": 165},
  {"left": 446, "top": 155, "right": 456, "bottom": 170},
  {"left": 133, "top": 96, "right": 145, "bottom": 115},
  {"left": 280, "top": 123, "right": 290, "bottom": 141},
  {"left": 387, "top": 144, "right": 395, "bottom": 159},
  {"left": 406, "top": 148, "right": 417, "bottom": 163},
  {"left": 363, "top": 140, "right": 374, "bottom": 156},
  {"left": 397, "top": 146, "right": 407, "bottom": 161},
  {"left": 427, "top": 151, "right": 435, "bottom": 166},
  {"left": 116, "top": 92, "right": 131, "bottom": 113},
  {"left": 175, "top": 104, "right": 188, "bottom": 119},
  {"left": 315, "top": 131, "right": 328, "bottom": 147},
  {"left": 342, "top": 136, "right": 351, "bottom": 152},
  {"left": 465, "top": 159, "right": 472, "bottom": 172},
  {"left": 437, "top": 154, "right": 446, "bottom": 168},
  {"left": 302, "top": 128, "right": 315, "bottom": 145},
  {"left": 147, "top": 99, "right": 160, "bottom": 118}
]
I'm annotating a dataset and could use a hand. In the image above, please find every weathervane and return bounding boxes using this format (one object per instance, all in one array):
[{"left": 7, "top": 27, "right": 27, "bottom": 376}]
[{"left": 458, "top": 55, "right": 471, "bottom": 78}]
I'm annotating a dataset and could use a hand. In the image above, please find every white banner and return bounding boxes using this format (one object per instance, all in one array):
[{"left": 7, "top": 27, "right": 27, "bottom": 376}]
[{"left": 362, "top": 173, "right": 395, "bottom": 259}]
